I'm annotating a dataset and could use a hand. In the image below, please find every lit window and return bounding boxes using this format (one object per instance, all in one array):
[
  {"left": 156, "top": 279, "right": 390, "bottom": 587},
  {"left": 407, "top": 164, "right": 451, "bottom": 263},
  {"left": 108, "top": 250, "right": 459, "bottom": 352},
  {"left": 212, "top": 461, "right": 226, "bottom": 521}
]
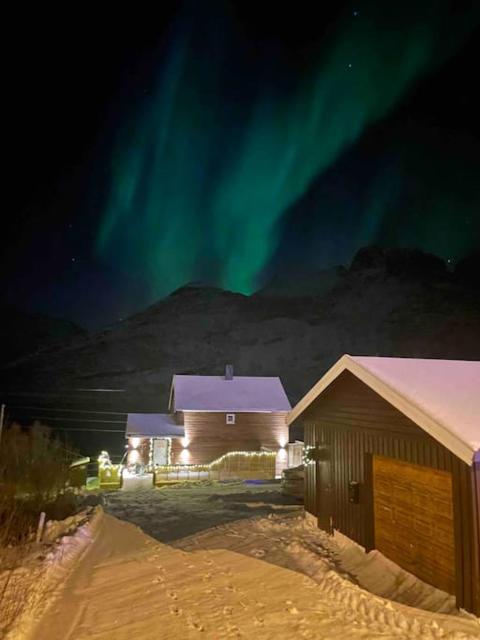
[{"left": 226, "top": 413, "right": 235, "bottom": 425}]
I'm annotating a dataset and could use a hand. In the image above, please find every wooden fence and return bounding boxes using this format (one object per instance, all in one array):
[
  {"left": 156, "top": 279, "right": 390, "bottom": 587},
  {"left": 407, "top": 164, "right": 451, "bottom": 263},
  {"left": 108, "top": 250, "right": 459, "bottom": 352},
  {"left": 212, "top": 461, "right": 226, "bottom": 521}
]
[{"left": 154, "top": 451, "right": 276, "bottom": 485}]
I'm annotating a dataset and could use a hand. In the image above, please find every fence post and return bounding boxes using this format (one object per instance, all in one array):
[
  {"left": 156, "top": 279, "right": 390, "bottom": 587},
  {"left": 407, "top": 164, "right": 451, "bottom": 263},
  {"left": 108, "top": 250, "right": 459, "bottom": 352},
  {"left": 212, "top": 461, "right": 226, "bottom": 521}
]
[
  {"left": 0, "top": 403, "right": 5, "bottom": 446},
  {"left": 36, "top": 512, "right": 46, "bottom": 543}
]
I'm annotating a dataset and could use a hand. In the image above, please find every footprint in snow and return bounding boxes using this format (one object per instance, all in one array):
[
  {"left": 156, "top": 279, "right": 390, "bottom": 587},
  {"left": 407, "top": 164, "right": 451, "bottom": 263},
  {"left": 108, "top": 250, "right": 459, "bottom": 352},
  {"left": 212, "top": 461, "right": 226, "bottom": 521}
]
[
  {"left": 225, "top": 622, "right": 242, "bottom": 638},
  {"left": 169, "top": 605, "right": 182, "bottom": 616},
  {"left": 286, "top": 601, "right": 299, "bottom": 615},
  {"left": 167, "top": 591, "right": 178, "bottom": 600},
  {"left": 187, "top": 619, "right": 204, "bottom": 632}
]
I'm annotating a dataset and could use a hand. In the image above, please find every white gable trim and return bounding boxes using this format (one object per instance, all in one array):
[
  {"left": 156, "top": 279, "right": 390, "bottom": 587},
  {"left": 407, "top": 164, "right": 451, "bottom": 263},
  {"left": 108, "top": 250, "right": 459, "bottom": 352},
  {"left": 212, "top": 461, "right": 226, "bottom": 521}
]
[
  {"left": 168, "top": 376, "right": 175, "bottom": 412},
  {"left": 288, "top": 354, "right": 475, "bottom": 466}
]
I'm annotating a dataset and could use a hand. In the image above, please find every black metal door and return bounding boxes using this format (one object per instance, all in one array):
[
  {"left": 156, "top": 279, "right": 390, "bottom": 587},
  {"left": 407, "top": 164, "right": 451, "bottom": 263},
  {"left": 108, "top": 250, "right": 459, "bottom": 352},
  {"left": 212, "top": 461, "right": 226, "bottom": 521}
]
[{"left": 316, "top": 445, "right": 333, "bottom": 534}]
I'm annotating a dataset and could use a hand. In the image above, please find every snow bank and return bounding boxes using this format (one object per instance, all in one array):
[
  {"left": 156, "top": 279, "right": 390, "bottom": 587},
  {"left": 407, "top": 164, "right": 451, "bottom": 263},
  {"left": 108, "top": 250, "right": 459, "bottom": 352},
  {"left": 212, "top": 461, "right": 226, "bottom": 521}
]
[
  {"left": 178, "top": 513, "right": 480, "bottom": 639},
  {"left": 42, "top": 509, "right": 94, "bottom": 543},
  {"left": 4, "top": 506, "right": 103, "bottom": 640},
  {"left": 332, "top": 530, "right": 460, "bottom": 614}
]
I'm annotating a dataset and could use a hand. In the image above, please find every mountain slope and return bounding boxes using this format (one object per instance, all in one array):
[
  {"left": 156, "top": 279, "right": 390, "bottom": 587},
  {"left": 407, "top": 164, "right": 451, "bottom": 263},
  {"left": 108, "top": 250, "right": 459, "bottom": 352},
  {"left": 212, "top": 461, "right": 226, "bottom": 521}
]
[{"left": 1, "top": 248, "right": 478, "bottom": 414}]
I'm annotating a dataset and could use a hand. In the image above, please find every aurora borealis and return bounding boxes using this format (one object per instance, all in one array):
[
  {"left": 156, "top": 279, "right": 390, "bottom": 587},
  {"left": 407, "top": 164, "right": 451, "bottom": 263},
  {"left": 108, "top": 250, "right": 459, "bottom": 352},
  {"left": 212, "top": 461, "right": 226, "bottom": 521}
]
[
  {"left": 96, "top": 0, "right": 479, "bottom": 300},
  {"left": 2, "top": 0, "right": 479, "bottom": 327}
]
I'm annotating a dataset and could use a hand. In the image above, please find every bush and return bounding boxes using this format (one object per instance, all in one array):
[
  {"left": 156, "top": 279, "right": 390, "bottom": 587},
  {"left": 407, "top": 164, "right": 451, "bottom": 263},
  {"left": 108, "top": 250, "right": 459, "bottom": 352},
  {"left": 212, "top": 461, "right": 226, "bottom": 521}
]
[
  {"left": 0, "top": 422, "right": 74, "bottom": 545},
  {"left": 0, "top": 422, "right": 71, "bottom": 502},
  {"left": 0, "top": 423, "right": 78, "bottom": 634}
]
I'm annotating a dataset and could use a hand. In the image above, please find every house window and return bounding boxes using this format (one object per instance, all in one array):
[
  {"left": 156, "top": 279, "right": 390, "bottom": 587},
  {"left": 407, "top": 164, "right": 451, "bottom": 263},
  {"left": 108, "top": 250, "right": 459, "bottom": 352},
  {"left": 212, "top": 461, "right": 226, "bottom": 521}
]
[{"left": 226, "top": 413, "right": 235, "bottom": 425}]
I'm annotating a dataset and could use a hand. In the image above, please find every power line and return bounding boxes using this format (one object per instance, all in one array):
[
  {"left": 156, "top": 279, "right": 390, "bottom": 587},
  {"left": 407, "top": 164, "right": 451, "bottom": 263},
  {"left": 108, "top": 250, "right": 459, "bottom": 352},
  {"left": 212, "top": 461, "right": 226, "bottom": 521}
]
[
  {"left": 0, "top": 390, "right": 133, "bottom": 401},
  {"left": 7, "top": 405, "right": 128, "bottom": 415},
  {"left": 5, "top": 405, "right": 164, "bottom": 415},
  {"left": 6, "top": 415, "right": 126, "bottom": 424},
  {"left": 7, "top": 424, "right": 125, "bottom": 433}
]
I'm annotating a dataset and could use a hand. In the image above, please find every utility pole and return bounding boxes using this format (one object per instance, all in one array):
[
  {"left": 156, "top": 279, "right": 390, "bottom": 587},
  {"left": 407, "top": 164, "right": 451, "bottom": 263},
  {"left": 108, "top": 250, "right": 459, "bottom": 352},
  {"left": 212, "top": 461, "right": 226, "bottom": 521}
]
[{"left": 0, "top": 403, "right": 4, "bottom": 446}]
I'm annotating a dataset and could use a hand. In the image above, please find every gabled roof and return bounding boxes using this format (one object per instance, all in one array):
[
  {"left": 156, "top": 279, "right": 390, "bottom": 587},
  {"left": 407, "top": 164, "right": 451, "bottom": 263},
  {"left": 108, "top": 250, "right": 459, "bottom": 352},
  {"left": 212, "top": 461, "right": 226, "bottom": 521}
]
[
  {"left": 126, "top": 413, "right": 185, "bottom": 438},
  {"left": 170, "top": 375, "right": 291, "bottom": 412},
  {"left": 288, "top": 355, "right": 480, "bottom": 465}
]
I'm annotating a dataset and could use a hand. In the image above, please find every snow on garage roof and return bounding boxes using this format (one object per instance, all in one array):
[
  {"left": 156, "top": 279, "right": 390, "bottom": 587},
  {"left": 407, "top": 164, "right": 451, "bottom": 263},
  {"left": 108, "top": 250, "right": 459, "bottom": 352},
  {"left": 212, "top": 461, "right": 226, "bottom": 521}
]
[
  {"left": 126, "top": 413, "right": 185, "bottom": 438},
  {"left": 288, "top": 355, "right": 480, "bottom": 465},
  {"left": 170, "top": 375, "right": 291, "bottom": 412}
]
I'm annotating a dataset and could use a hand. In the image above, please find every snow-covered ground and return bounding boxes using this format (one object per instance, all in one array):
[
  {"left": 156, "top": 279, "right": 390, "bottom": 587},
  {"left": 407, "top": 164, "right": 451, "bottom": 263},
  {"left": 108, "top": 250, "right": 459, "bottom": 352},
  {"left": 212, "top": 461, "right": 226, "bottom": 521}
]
[
  {"left": 103, "top": 480, "right": 303, "bottom": 542},
  {"left": 1, "top": 506, "right": 102, "bottom": 640},
  {"left": 4, "top": 482, "right": 480, "bottom": 640}
]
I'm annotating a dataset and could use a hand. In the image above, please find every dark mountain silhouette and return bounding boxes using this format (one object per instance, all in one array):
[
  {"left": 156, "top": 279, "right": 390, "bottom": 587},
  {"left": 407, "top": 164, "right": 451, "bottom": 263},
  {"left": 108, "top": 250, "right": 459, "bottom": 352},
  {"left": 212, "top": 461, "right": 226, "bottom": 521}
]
[
  {"left": 0, "top": 307, "right": 85, "bottom": 367},
  {"left": 0, "top": 247, "right": 478, "bottom": 409}
]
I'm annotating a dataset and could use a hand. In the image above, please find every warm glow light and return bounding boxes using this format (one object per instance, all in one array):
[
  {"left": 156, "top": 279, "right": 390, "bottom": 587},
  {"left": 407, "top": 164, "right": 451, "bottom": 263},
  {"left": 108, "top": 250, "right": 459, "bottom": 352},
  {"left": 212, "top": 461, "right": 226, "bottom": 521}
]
[
  {"left": 180, "top": 448, "right": 191, "bottom": 463},
  {"left": 130, "top": 437, "right": 141, "bottom": 449},
  {"left": 181, "top": 437, "right": 190, "bottom": 449},
  {"left": 278, "top": 437, "right": 287, "bottom": 448},
  {"left": 277, "top": 447, "right": 288, "bottom": 461},
  {"left": 153, "top": 450, "right": 276, "bottom": 471},
  {"left": 128, "top": 449, "right": 140, "bottom": 464}
]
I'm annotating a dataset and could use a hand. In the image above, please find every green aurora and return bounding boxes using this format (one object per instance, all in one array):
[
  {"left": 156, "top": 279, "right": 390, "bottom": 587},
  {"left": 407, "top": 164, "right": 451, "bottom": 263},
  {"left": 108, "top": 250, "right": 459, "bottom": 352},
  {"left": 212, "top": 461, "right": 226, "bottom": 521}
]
[{"left": 96, "top": 1, "right": 478, "bottom": 299}]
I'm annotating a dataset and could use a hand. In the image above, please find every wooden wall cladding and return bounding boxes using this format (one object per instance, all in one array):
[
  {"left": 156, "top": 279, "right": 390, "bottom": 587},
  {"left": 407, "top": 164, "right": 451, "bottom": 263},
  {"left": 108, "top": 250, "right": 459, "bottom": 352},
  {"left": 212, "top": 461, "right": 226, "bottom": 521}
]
[{"left": 171, "top": 411, "right": 288, "bottom": 465}]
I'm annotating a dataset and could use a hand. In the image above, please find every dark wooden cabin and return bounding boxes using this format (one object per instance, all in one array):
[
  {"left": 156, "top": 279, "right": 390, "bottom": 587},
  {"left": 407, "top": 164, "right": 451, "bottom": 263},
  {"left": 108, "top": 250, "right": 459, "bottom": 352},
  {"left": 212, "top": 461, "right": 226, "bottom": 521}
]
[{"left": 289, "top": 355, "right": 480, "bottom": 615}]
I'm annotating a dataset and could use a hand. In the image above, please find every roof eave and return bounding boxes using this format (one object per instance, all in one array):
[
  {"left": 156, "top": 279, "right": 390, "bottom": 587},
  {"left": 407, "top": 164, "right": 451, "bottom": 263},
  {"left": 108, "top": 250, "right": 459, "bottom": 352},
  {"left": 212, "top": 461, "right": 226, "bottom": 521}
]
[{"left": 177, "top": 408, "right": 290, "bottom": 413}]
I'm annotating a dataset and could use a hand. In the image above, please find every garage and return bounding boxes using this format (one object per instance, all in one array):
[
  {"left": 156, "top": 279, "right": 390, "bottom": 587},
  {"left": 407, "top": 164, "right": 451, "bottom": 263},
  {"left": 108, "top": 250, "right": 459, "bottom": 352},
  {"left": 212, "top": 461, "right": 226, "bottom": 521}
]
[
  {"left": 288, "top": 355, "right": 480, "bottom": 614},
  {"left": 373, "top": 455, "right": 455, "bottom": 594}
]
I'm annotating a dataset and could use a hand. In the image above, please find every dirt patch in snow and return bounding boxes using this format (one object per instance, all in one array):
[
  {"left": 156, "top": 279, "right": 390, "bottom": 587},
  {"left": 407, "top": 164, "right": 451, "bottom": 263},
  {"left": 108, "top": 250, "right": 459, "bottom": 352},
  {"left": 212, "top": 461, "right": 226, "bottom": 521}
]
[{"left": 103, "top": 481, "right": 302, "bottom": 542}]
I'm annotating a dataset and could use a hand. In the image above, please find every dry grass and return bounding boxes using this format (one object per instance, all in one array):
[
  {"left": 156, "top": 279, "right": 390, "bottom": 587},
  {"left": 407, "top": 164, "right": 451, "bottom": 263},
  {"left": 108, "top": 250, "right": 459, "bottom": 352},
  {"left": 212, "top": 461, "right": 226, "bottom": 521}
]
[
  {"left": 0, "top": 496, "right": 37, "bottom": 637},
  {"left": 0, "top": 422, "right": 74, "bottom": 636}
]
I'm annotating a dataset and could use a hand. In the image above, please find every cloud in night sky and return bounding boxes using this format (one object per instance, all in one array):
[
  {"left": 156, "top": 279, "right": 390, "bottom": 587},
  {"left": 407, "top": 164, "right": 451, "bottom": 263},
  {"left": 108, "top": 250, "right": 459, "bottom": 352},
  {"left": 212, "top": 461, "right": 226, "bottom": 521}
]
[{"left": 95, "top": 0, "right": 478, "bottom": 300}]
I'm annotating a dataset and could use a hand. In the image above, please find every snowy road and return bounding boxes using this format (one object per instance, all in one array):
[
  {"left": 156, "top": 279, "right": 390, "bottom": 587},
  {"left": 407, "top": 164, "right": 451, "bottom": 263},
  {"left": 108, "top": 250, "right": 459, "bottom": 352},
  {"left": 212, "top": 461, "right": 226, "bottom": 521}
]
[
  {"left": 11, "top": 483, "right": 480, "bottom": 640},
  {"left": 28, "top": 512, "right": 479, "bottom": 640},
  {"left": 102, "top": 480, "right": 302, "bottom": 542}
]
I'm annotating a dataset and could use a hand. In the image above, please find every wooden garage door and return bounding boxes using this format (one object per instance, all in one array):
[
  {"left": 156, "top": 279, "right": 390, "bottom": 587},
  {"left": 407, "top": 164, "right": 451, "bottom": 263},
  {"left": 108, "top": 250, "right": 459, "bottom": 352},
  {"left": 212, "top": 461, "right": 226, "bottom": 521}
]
[{"left": 373, "top": 455, "right": 455, "bottom": 595}]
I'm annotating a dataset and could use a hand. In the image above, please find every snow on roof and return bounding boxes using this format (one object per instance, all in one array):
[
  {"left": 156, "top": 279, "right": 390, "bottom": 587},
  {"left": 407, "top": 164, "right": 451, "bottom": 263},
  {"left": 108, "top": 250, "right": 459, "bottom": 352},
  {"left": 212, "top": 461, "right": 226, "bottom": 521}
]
[
  {"left": 126, "top": 413, "right": 185, "bottom": 438},
  {"left": 288, "top": 355, "right": 480, "bottom": 465},
  {"left": 171, "top": 375, "right": 291, "bottom": 412}
]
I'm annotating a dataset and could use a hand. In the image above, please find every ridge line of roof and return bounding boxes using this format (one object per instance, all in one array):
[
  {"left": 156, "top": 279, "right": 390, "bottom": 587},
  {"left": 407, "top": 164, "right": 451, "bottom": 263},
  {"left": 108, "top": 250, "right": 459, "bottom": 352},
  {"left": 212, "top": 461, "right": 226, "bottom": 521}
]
[{"left": 172, "top": 374, "right": 282, "bottom": 379}]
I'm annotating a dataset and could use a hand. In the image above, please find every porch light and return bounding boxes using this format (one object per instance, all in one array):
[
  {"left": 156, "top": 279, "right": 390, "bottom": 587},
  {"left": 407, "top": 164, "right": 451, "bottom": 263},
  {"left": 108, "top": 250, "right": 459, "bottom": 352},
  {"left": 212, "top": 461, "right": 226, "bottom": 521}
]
[
  {"left": 130, "top": 437, "right": 141, "bottom": 449},
  {"left": 128, "top": 449, "right": 140, "bottom": 464},
  {"left": 180, "top": 448, "right": 190, "bottom": 463}
]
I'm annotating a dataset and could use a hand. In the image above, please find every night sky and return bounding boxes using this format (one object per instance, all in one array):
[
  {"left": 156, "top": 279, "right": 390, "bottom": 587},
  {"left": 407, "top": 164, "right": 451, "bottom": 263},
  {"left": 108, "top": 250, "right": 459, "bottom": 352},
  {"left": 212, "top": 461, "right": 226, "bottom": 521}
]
[{"left": 3, "top": 1, "right": 480, "bottom": 329}]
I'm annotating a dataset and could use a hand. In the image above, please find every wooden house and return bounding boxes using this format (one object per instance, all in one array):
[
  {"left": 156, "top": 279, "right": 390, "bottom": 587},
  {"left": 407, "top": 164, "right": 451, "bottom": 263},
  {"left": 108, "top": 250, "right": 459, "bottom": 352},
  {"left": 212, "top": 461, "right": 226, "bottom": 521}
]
[
  {"left": 126, "top": 366, "right": 291, "bottom": 478},
  {"left": 288, "top": 355, "right": 480, "bottom": 615}
]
